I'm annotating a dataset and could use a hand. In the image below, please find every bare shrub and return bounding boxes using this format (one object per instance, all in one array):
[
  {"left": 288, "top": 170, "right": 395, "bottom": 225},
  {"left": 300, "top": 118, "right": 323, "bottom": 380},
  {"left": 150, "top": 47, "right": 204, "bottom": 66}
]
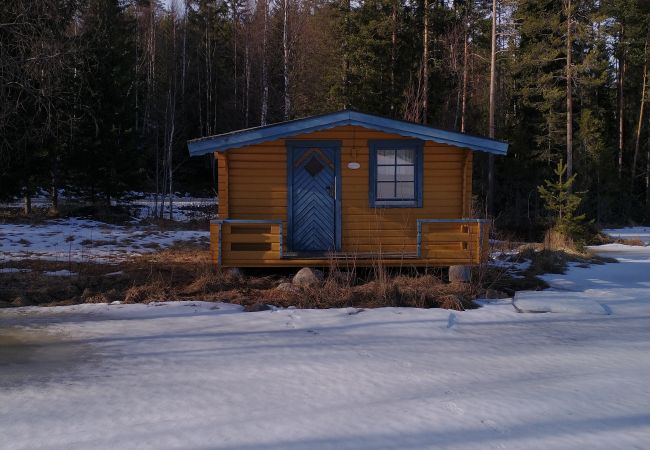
[
  {"left": 296, "top": 276, "right": 356, "bottom": 309},
  {"left": 353, "top": 274, "right": 474, "bottom": 310},
  {"left": 543, "top": 228, "right": 575, "bottom": 251},
  {"left": 84, "top": 293, "right": 110, "bottom": 303},
  {"left": 124, "top": 280, "right": 175, "bottom": 303},
  {"left": 591, "top": 231, "right": 645, "bottom": 247},
  {"left": 184, "top": 269, "right": 235, "bottom": 295},
  {"left": 438, "top": 294, "right": 466, "bottom": 310}
]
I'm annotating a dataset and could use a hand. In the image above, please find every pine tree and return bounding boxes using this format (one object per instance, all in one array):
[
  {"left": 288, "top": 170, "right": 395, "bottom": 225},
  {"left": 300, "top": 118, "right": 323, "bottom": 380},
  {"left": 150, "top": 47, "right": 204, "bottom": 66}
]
[
  {"left": 538, "top": 160, "right": 587, "bottom": 242},
  {"left": 72, "top": 0, "right": 140, "bottom": 204}
]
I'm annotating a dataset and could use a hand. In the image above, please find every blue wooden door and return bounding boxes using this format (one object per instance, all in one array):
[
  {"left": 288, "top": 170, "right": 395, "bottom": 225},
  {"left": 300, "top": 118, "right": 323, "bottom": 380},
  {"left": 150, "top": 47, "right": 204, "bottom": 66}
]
[{"left": 289, "top": 143, "right": 338, "bottom": 252}]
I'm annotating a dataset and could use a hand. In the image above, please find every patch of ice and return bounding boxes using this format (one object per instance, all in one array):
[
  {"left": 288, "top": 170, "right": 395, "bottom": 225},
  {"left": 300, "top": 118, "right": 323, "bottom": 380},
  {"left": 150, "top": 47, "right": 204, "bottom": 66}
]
[
  {"left": 0, "top": 268, "right": 31, "bottom": 273},
  {"left": 43, "top": 269, "right": 77, "bottom": 277},
  {"left": 490, "top": 252, "right": 531, "bottom": 276},
  {"left": 513, "top": 291, "right": 609, "bottom": 314},
  {"left": 104, "top": 271, "right": 124, "bottom": 277},
  {"left": 589, "top": 243, "right": 650, "bottom": 253}
]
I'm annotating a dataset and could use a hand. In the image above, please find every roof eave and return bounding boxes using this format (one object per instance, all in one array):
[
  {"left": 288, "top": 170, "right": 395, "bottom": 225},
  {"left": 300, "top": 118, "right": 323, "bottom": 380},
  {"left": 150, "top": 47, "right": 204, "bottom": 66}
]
[{"left": 187, "top": 111, "right": 508, "bottom": 156}]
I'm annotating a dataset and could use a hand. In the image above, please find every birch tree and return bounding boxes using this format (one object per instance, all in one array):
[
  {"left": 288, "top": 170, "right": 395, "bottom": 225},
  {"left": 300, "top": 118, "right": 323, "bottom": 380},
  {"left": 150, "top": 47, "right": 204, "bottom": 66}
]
[
  {"left": 631, "top": 33, "right": 648, "bottom": 186},
  {"left": 283, "top": 0, "right": 291, "bottom": 120},
  {"left": 421, "top": 0, "right": 429, "bottom": 124},
  {"left": 487, "top": 0, "right": 497, "bottom": 215}
]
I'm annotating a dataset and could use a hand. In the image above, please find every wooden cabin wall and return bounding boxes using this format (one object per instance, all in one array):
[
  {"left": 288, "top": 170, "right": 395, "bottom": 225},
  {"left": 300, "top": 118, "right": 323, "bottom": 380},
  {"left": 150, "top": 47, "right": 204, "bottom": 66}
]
[{"left": 215, "top": 125, "right": 473, "bottom": 256}]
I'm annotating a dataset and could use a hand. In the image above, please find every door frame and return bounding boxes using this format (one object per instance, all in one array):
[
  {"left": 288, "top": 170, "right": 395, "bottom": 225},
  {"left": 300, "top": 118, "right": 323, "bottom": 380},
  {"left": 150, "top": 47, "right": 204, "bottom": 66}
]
[{"left": 286, "top": 140, "right": 342, "bottom": 253}]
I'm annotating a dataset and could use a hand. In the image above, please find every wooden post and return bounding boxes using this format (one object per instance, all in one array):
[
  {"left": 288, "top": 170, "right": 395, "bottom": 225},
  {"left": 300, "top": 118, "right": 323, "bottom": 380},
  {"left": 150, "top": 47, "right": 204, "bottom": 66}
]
[
  {"left": 461, "top": 150, "right": 471, "bottom": 217},
  {"left": 217, "top": 152, "right": 229, "bottom": 218}
]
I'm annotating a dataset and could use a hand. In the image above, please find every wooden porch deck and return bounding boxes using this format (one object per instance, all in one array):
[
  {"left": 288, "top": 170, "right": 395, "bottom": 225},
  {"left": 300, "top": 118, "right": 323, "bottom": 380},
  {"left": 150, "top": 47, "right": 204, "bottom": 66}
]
[{"left": 209, "top": 219, "right": 490, "bottom": 268}]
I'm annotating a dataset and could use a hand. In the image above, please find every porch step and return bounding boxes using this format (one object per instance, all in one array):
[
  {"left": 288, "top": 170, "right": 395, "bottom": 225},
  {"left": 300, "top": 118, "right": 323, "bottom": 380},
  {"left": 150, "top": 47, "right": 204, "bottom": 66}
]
[{"left": 282, "top": 252, "right": 419, "bottom": 260}]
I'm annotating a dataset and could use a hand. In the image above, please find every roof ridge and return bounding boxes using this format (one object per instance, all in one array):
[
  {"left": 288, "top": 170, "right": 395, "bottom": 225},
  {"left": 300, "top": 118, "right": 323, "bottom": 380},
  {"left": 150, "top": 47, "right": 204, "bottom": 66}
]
[{"left": 187, "top": 110, "right": 508, "bottom": 156}]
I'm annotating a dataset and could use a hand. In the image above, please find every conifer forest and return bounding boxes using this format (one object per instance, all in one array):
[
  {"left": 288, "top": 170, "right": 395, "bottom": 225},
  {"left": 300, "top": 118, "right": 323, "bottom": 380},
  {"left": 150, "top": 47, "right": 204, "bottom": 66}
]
[{"left": 1, "top": 0, "right": 649, "bottom": 236}]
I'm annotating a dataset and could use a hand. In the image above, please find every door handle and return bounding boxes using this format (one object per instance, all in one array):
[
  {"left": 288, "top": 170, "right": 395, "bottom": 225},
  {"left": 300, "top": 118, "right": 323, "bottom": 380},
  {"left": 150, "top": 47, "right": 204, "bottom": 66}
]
[{"left": 326, "top": 183, "right": 335, "bottom": 198}]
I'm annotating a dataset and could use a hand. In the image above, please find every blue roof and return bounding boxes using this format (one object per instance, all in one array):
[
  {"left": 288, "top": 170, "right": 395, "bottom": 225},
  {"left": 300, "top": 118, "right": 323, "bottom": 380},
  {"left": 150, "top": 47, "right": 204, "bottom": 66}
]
[{"left": 187, "top": 110, "right": 508, "bottom": 156}]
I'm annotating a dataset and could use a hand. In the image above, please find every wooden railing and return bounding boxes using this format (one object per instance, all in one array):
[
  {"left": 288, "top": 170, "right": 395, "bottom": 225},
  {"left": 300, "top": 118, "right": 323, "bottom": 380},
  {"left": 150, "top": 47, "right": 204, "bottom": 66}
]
[
  {"left": 211, "top": 219, "right": 283, "bottom": 266},
  {"left": 417, "top": 219, "right": 489, "bottom": 265},
  {"left": 211, "top": 218, "right": 489, "bottom": 266}
]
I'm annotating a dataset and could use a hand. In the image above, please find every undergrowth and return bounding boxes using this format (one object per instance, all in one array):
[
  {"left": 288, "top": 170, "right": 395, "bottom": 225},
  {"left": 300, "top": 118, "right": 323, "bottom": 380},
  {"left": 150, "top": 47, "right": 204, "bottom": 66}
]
[{"left": 0, "top": 230, "right": 619, "bottom": 310}]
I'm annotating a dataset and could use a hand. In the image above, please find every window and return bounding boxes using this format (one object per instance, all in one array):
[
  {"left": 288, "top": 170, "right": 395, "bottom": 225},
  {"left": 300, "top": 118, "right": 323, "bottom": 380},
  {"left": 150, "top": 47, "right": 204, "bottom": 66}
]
[{"left": 369, "top": 140, "right": 423, "bottom": 207}]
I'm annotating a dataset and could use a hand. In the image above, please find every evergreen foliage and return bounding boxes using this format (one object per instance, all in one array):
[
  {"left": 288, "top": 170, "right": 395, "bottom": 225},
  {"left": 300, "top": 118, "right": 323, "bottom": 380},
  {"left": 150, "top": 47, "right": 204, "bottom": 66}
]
[
  {"left": 538, "top": 160, "right": 588, "bottom": 242},
  {"left": 0, "top": 0, "right": 649, "bottom": 230}
]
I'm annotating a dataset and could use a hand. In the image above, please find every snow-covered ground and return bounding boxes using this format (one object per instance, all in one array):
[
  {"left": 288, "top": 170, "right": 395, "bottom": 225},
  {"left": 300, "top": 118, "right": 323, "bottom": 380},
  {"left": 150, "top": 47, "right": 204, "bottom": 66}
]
[
  {"left": 0, "top": 218, "right": 209, "bottom": 263},
  {"left": 117, "top": 192, "right": 216, "bottom": 222},
  {"left": 1, "top": 190, "right": 216, "bottom": 222},
  {"left": 1, "top": 244, "right": 648, "bottom": 449},
  {"left": 602, "top": 226, "right": 650, "bottom": 245}
]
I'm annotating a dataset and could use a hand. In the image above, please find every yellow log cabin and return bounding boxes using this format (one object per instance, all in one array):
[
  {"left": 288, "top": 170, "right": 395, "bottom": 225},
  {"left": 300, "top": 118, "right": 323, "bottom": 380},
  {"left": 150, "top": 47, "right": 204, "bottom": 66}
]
[{"left": 187, "top": 110, "right": 508, "bottom": 268}]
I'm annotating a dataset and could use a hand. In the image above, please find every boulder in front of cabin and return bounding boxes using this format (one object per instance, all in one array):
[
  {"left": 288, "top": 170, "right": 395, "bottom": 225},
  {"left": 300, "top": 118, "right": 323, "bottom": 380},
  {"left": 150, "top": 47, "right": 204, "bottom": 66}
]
[
  {"left": 448, "top": 265, "right": 472, "bottom": 283},
  {"left": 292, "top": 268, "right": 324, "bottom": 287}
]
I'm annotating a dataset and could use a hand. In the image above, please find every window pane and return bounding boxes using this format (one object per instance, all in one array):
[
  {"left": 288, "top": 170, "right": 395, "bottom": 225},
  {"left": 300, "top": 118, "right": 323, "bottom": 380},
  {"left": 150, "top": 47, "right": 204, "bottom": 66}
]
[
  {"left": 377, "top": 149, "right": 395, "bottom": 165},
  {"left": 377, "top": 182, "right": 396, "bottom": 199},
  {"left": 396, "top": 182, "right": 415, "bottom": 199},
  {"left": 395, "top": 149, "right": 415, "bottom": 165},
  {"left": 396, "top": 165, "right": 414, "bottom": 181},
  {"left": 377, "top": 165, "right": 395, "bottom": 182}
]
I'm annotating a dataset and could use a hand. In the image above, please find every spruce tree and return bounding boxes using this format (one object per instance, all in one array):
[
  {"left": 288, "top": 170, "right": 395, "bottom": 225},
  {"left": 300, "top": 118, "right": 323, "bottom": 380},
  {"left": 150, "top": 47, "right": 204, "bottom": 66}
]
[{"left": 538, "top": 160, "right": 588, "bottom": 243}]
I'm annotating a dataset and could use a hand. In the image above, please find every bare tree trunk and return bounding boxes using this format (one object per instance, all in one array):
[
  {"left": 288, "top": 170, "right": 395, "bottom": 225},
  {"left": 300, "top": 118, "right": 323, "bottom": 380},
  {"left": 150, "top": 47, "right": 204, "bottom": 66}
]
[
  {"left": 245, "top": 38, "right": 250, "bottom": 127},
  {"left": 167, "top": 85, "right": 176, "bottom": 221},
  {"left": 168, "top": 5, "right": 178, "bottom": 221},
  {"left": 646, "top": 112, "right": 650, "bottom": 211},
  {"left": 159, "top": 143, "right": 166, "bottom": 220},
  {"left": 168, "top": 117, "right": 174, "bottom": 221},
  {"left": 487, "top": 0, "right": 497, "bottom": 216},
  {"left": 632, "top": 35, "right": 648, "bottom": 187},
  {"left": 135, "top": 4, "right": 140, "bottom": 136},
  {"left": 232, "top": 0, "right": 238, "bottom": 114},
  {"left": 422, "top": 0, "right": 429, "bottom": 124},
  {"left": 565, "top": 0, "right": 573, "bottom": 181},
  {"left": 460, "top": 0, "right": 471, "bottom": 133},
  {"left": 50, "top": 165, "right": 59, "bottom": 213},
  {"left": 283, "top": 0, "right": 290, "bottom": 120},
  {"left": 155, "top": 133, "right": 160, "bottom": 218},
  {"left": 23, "top": 189, "right": 31, "bottom": 215},
  {"left": 618, "top": 26, "right": 625, "bottom": 179},
  {"left": 260, "top": 0, "right": 269, "bottom": 126},
  {"left": 146, "top": 4, "right": 159, "bottom": 217},
  {"left": 391, "top": 0, "right": 397, "bottom": 115},
  {"left": 342, "top": 0, "right": 351, "bottom": 108},
  {"left": 204, "top": 8, "right": 213, "bottom": 135},
  {"left": 182, "top": 0, "right": 188, "bottom": 97},
  {"left": 646, "top": 127, "right": 650, "bottom": 211}
]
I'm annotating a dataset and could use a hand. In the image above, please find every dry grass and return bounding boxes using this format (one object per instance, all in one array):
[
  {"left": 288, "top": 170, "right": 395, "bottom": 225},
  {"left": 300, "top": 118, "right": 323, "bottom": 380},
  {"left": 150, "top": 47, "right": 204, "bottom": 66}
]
[
  {"left": 253, "top": 270, "right": 477, "bottom": 311},
  {"left": 543, "top": 229, "right": 575, "bottom": 251},
  {"left": 124, "top": 280, "right": 176, "bottom": 304},
  {"left": 512, "top": 244, "right": 616, "bottom": 284},
  {"left": 2, "top": 228, "right": 618, "bottom": 310},
  {"left": 0, "top": 247, "right": 480, "bottom": 311},
  {"left": 590, "top": 231, "right": 646, "bottom": 247}
]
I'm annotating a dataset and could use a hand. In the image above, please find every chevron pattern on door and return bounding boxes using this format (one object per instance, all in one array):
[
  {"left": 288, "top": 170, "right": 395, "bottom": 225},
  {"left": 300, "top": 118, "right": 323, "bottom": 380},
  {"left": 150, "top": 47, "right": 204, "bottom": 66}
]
[{"left": 290, "top": 146, "right": 336, "bottom": 252}]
